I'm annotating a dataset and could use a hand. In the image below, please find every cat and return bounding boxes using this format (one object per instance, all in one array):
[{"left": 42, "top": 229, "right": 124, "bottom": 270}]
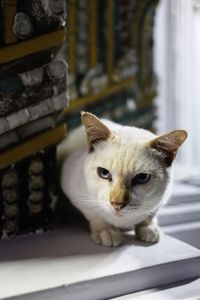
[{"left": 57, "top": 112, "right": 187, "bottom": 247}]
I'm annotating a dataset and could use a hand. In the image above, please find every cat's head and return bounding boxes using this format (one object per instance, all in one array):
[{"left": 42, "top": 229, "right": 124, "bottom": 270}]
[{"left": 81, "top": 112, "right": 187, "bottom": 218}]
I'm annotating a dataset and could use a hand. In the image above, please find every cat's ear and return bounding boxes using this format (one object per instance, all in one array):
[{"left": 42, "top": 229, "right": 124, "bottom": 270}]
[
  {"left": 150, "top": 130, "right": 187, "bottom": 166},
  {"left": 81, "top": 112, "right": 112, "bottom": 151}
]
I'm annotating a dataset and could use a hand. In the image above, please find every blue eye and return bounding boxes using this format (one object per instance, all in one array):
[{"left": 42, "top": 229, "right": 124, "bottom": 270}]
[
  {"left": 97, "top": 167, "right": 112, "bottom": 181},
  {"left": 132, "top": 173, "right": 151, "bottom": 185}
]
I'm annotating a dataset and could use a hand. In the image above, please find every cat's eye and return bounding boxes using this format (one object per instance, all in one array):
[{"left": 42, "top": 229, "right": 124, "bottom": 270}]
[
  {"left": 97, "top": 167, "right": 112, "bottom": 181},
  {"left": 132, "top": 173, "right": 151, "bottom": 185}
]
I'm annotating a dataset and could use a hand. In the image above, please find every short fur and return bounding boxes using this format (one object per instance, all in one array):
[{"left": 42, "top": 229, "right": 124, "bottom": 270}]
[{"left": 58, "top": 112, "right": 187, "bottom": 247}]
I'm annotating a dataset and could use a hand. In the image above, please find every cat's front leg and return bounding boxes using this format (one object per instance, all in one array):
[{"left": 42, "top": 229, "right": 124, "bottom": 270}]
[
  {"left": 89, "top": 217, "right": 124, "bottom": 247},
  {"left": 135, "top": 218, "right": 160, "bottom": 243}
]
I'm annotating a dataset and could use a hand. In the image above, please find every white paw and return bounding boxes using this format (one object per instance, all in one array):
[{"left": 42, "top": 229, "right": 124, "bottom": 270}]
[
  {"left": 91, "top": 227, "right": 124, "bottom": 247},
  {"left": 136, "top": 226, "right": 160, "bottom": 243}
]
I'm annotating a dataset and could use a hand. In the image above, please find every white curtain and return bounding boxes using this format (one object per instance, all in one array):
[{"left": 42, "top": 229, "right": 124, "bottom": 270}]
[{"left": 154, "top": 0, "right": 200, "bottom": 169}]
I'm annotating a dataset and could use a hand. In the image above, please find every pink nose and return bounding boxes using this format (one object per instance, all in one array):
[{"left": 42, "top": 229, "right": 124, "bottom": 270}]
[{"left": 111, "top": 202, "right": 126, "bottom": 211}]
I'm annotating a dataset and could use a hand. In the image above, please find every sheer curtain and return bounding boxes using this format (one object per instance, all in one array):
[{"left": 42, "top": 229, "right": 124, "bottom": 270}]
[
  {"left": 154, "top": 1, "right": 200, "bottom": 248},
  {"left": 154, "top": 0, "right": 200, "bottom": 170}
]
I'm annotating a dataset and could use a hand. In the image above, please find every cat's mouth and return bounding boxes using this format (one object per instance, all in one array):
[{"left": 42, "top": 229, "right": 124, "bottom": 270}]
[
  {"left": 113, "top": 210, "right": 123, "bottom": 217},
  {"left": 112, "top": 206, "right": 125, "bottom": 217}
]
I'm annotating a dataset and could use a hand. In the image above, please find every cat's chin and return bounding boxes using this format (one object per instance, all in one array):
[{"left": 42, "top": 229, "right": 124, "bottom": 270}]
[
  {"left": 104, "top": 206, "right": 133, "bottom": 217},
  {"left": 113, "top": 211, "right": 123, "bottom": 217},
  {"left": 112, "top": 208, "right": 140, "bottom": 217}
]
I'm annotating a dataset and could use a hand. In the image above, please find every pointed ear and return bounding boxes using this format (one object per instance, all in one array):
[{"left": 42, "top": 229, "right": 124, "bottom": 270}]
[
  {"left": 81, "top": 112, "right": 112, "bottom": 151},
  {"left": 150, "top": 130, "right": 188, "bottom": 166}
]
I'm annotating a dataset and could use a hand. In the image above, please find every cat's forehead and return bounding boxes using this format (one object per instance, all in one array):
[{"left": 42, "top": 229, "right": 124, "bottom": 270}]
[
  {"left": 93, "top": 139, "right": 157, "bottom": 174},
  {"left": 112, "top": 126, "right": 156, "bottom": 141}
]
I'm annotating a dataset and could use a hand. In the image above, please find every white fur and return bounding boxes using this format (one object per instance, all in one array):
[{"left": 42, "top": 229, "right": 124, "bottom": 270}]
[{"left": 58, "top": 120, "right": 171, "bottom": 246}]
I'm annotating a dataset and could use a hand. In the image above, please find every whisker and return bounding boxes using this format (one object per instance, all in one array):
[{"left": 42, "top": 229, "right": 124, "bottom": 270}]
[{"left": 72, "top": 192, "right": 112, "bottom": 213}]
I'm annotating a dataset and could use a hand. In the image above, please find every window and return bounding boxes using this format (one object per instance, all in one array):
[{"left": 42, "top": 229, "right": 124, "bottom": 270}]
[{"left": 155, "top": 0, "right": 200, "bottom": 170}]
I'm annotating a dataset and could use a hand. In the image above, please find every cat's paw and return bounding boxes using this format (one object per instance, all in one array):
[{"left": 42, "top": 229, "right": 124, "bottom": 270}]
[
  {"left": 91, "top": 227, "right": 124, "bottom": 247},
  {"left": 135, "top": 225, "right": 160, "bottom": 243}
]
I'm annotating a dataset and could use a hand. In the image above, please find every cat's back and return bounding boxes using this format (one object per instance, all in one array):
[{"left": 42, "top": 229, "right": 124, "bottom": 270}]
[{"left": 57, "top": 125, "right": 87, "bottom": 166}]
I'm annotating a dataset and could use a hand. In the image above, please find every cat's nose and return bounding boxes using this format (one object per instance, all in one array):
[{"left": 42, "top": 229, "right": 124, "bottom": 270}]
[{"left": 111, "top": 201, "right": 126, "bottom": 211}]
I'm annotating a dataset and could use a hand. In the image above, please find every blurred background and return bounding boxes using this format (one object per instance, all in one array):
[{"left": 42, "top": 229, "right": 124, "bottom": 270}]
[
  {"left": 0, "top": 0, "right": 200, "bottom": 248},
  {"left": 154, "top": 0, "right": 200, "bottom": 249},
  {"left": 155, "top": 0, "right": 200, "bottom": 173}
]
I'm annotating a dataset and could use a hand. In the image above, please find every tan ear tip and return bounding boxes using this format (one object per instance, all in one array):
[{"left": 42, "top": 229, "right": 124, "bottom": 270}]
[
  {"left": 81, "top": 111, "right": 97, "bottom": 126},
  {"left": 81, "top": 111, "right": 89, "bottom": 122},
  {"left": 179, "top": 129, "right": 188, "bottom": 141},
  {"left": 81, "top": 111, "right": 94, "bottom": 117},
  {"left": 81, "top": 111, "right": 97, "bottom": 120},
  {"left": 80, "top": 111, "right": 86, "bottom": 117}
]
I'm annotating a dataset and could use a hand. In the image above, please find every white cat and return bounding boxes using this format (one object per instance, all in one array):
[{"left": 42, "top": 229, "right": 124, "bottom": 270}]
[{"left": 57, "top": 112, "right": 187, "bottom": 247}]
